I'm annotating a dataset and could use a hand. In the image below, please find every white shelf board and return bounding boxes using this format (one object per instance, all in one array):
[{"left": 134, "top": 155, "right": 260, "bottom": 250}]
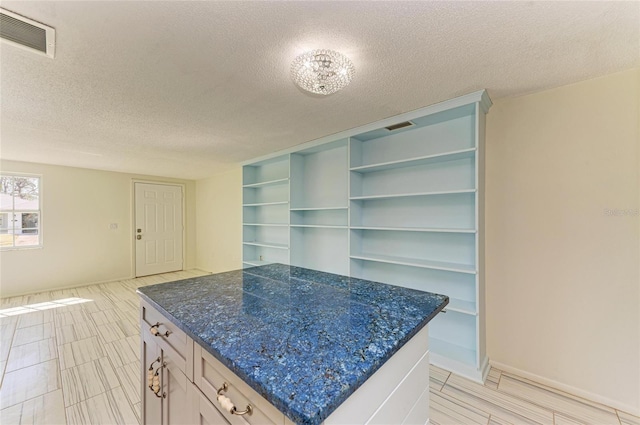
[
  {"left": 350, "top": 253, "right": 476, "bottom": 274},
  {"left": 242, "top": 178, "right": 289, "bottom": 188},
  {"left": 290, "top": 207, "right": 348, "bottom": 211},
  {"left": 350, "top": 226, "right": 476, "bottom": 234},
  {"left": 243, "top": 201, "right": 288, "bottom": 207},
  {"left": 350, "top": 148, "right": 476, "bottom": 174},
  {"left": 429, "top": 337, "right": 477, "bottom": 367},
  {"left": 290, "top": 225, "right": 348, "bottom": 229},
  {"left": 444, "top": 299, "right": 477, "bottom": 315},
  {"left": 242, "top": 223, "right": 289, "bottom": 227},
  {"left": 350, "top": 189, "right": 476, "bottom": 201},
  {"left": 242, "top": 241, "right": 289, "bottom": 250},
  {"left": 242, "top": 260, "right": 273, "bottom": 267}
]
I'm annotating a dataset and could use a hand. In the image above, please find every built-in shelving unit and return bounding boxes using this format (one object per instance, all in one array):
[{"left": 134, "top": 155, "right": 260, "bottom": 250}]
[{"left": 241, "top": 90, "right": 491, "bottom": 382}]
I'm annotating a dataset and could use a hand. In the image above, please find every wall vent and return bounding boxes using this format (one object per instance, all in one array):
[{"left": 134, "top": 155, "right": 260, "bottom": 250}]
[
  {"left": 0, "top": 8, "right": 55, "bottom": 58},
  {"left": 385, "top": 121, "right": 415, "bottom": 131}
]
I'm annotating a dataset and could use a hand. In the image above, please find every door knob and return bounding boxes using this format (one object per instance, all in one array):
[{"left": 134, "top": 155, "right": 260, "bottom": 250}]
[{"left": 137, "top": 235, "right": 142, "bottom": 240}]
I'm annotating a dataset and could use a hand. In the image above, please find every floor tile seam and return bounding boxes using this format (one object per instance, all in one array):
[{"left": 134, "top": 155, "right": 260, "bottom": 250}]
[
  {"left": 4, "top": 346, "right": 59, "bottom": 374},
  {"left": 499, "top": 371, "right": 618, "bottom": 413},
  {"left": 0, "top": 362, "right": 6, "bottom": 389},
  {"left": 441, "top": 382, "right": 553, "bottom": 424},
  {"left": 433, "top": 379, "right": 445, "bottom": 392},
  {"left": 105, "top": 351, "right": 139, "bottom": 416},
  {"left": 439, "top": 370, "right": 452, "bottom": 390},
  {"left": 58, "top": 354, "right": 105, "bottom": 371},
  {"left": 60, "top": 358, "right": 120, "bottom": 406},
  {"left": 479, "top": 382, "right": 560, "bottom": 418},
  {"left": 9, "top": 321, "right": 52, "bottom": 336},
  {"left": 56, "top": 346, "right": 70, "bottom": 425},
  {"left": 496, "top": 375, "right": 620, "bottom": 419},
  {"left": 0, "top": 387, "right": 63, "bottom": 412},
  {"left": 62, "top": 384, "right": 125, "bottom": 411},
  {"left": 0, "top": 320, "right": 18, "bottom": 387},
  {"left": 110, "top": 355, "right": 134, "bottom": 393},
  {"left": 486, "top": 373, "right": 610, "bottom": 419},
  {"left": 437, "top": 385, "right": 500, "bottom": 421},
  {"left": 553, "top": 409, "right": 622, "bottom": 425},
  {"left": 55, "top": 333, "right": 98, "bottom": 347},
  {"left": 614, "top": 410, "right": 623, "bottom": 425},
  {"left": 16, "top": 316, "right": 54, "bottom": 329},
  {"left": 430, "top": 389, "right": 491, "bottom": 424},
  {"left": 11, "top": 338, "right": 51, "bottom": 348},
  {"left": 617, "top": 410, "right": 640, "bottom": 422},
  {"left": 552, "top": 408, "right": 623, "bottom": 425},
  {"left": 55, "top": 317, "right": 98, "bottom": 329}
]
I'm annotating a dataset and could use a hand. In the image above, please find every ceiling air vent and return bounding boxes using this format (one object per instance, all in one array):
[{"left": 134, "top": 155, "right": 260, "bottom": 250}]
[
  {"left": 385, "top": 121, "right": 415, "bottom": 131},
  {"left": 0, "top": 8, "right": 55, "bottom": 58}
]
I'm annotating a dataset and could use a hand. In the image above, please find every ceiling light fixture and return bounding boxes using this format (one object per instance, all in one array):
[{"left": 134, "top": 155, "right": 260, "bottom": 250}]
[{"left": 291, "top": 49, "right": 355, "bottom": 95}]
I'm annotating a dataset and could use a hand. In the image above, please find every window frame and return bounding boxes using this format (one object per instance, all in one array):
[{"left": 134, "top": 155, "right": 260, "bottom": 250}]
[{"left": 0, "top": 173, "right": 43, "bottom": 250}]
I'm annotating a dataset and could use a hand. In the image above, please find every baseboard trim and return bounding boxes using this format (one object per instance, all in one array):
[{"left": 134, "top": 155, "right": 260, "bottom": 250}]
[
  {"left": 490, "top": 360, "right": 640, "bottom": 417},
  {"left": 0, "top": 275, "right": 134, "bottom": 299},
  {"left": 0, "top": 268, "right": 209, "bottom": 299}
]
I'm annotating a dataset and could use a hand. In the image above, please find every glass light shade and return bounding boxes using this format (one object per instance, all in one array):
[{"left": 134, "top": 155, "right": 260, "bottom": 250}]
[{"left": 291, "top": 49, "right": 355, "bottom": 95}]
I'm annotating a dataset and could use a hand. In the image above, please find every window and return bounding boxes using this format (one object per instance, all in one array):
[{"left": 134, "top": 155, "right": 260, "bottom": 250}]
[{"left": 0, "top": 175, "right": 41, "bottom": 249}]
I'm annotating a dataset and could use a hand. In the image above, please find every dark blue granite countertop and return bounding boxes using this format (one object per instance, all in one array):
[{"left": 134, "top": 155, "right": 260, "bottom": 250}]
[{"left": 137, "top": 264, "right": 448, "bottom": 425}]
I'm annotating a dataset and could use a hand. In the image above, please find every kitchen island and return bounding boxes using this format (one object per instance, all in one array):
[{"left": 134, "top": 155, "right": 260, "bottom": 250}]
[{"left": 137, "top": 264, "right": 448, "bottom": 425}]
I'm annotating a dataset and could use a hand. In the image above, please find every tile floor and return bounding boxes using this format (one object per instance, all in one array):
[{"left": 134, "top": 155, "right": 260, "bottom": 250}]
[{"left": 0, "top": 270, "right": 638, "bottom": 425}]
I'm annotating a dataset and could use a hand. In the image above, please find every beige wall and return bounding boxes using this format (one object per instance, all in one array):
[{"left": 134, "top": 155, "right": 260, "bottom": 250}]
[
  {"left": 0, "top": 160, "right": 197, "bottom": 297},
  {"left": 195, "top": 167, "right": 242, "bottom": 273},
  {"left": 485, "top": 68, "right": 639, "bottom": 413}
]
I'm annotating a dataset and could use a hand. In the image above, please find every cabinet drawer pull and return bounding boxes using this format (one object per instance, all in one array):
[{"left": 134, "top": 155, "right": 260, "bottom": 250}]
[
  {"left": 216, "top": 382, "right": 253, "bottom": 416},
  {"left": 150, "top": 322, "right": 171, "bottom": 338}
]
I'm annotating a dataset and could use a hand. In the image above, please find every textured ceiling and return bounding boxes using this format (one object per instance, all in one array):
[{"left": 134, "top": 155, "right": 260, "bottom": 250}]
[{"left": 1, "top": 1, "right": 638, "bottom": 180}]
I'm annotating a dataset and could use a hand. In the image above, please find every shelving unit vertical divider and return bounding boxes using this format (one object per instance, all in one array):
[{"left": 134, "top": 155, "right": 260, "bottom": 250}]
[
  {"left": 475, "top": 101, "right": 487, "bottom": 377},
  {"left": 347, "top": 137, "right": 353, "bottom": 278}
]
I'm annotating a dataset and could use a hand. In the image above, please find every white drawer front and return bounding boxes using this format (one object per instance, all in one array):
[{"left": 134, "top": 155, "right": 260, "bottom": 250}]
[
  {"left": 194, "top": 383, "right": 231, "bottom": 425},
  {"left": 141, "top": 300, "right": 193, "bottom": 380},
  {"left": 367, "top": 350, "right": 430, "bottom": 425},
  {"left": 325, "top": 325, "right": 430, "bottom": 425},
  {"left": 194, "top": 345, "right": 284, "bottom": 425}
]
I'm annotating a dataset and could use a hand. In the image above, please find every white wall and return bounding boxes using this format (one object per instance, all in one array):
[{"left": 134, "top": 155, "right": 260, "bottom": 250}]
[
  {"left": 0, "top": 160, "right": 197, "bottom": 297},
  {"left": 485, "top": 68, "right": 639, "bottom": 413},
  {"left": 195, "top": 167, "right": 242, "bottom": 273}
]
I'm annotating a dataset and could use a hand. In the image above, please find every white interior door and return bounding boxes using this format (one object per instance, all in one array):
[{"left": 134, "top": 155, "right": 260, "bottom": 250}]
[{"left": 135, "top": 183, "right": 183, "bottom": 277}]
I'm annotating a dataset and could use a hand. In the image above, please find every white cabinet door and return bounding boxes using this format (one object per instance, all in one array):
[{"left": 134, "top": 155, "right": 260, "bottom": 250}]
[
  {"left": 135, "top": 183, "right": 183, "bottom": 277},
  {"left": 142, "top": 330, "right": 162, "bottom": 425},
  {"left": 162, "top": 345, "right": 192, "bottom": 425}
]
